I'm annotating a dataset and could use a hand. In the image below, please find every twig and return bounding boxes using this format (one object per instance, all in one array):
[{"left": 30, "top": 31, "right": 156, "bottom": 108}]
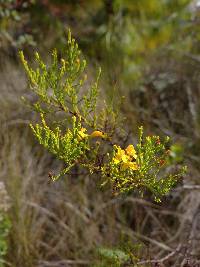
[
  {"left": 183, "top": 185, "right": 200, "bottom": 190},
  {"left": 38, "top": 259, "right": 91, "bottom": 266},
  {"left": 138, "top": 244, "right": 182, "bottom": 265}
]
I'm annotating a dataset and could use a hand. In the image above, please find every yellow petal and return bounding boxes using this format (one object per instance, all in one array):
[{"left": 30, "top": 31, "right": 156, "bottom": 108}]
[
  {"left": 128, "top": 162, "right": 138, "bottom": 170},
  {"left": 125, "top": 144, "right": 137, "bottom": 159},
  {"left": 113, "top": 158, "right": 120, "bottom": 164},
  {"left": 121, "top": 162, "right": 138, "bottom": 171},
  {"left": 115, "top": 147, "right": 125, "bottom": 159},
  {"left": 90, "top": 130, "right": 104, "bottom": 138},
  {"left": 113, "top": 145, "right": 126, "bottom": 164},
  {"left": 121, "top": 154, "right": 129, "bottom": 163},
  {"left": 78, "top": 128, "right": 88, "bottom": 140}
]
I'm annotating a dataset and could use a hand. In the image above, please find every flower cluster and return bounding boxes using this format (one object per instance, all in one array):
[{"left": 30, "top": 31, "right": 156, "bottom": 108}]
[{"left": 113, "top": 145, "right": 138, "bottom": 171}]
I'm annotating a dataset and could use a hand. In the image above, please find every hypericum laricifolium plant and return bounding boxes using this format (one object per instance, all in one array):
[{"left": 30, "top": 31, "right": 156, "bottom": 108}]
[{"left": 20, "top": 30, "right": 186, "bottom": 201}]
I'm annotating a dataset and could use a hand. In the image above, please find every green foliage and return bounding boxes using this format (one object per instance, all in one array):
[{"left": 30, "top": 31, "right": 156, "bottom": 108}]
[
  {"left": 169, "top": 143, "right": 184, "bottom": 164},
  {"left": 30, "top": 114, "right": 90, "bottom": 180},
  {"left": 20, "top": 30, "right": 186, "bottom": 200},
  {"left": 0, "top": 182, "right": 11, "bottom": 267},
  {"left": 102, "top": 127, "right": 186, "bottom": 201},
  {"left": 0, "top": 0, "right": 20, "bottom": 20},
  {"left": 0, "top": 0, "right": 35, "bottom": 48},
  {"left": 77, "top": 0, "right": 194, "bottom": 84},
  {"left": 0, "top": 214, "right": 10, "bottom": 267},
  {"left": 19, "top": 30, "right": 100, "bottom": 128},
  {"left": 19, "top": 29, "right": 116, "bottom": 180},
  {"left": 94, "top": 242, "right": 144, "bottom": 267},
  {"left": 94, "top": 247, "right": 130, "bottom": 267}
]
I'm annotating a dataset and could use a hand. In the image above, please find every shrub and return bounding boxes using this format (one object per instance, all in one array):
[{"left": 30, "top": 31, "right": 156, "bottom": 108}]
[{"left": 20, "top": 30, "right": 186, "bottom": 202}]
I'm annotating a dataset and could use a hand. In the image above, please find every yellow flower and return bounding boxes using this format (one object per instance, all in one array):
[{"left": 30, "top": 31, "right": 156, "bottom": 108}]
[
  {"left": 113, "top": 145, "right": 138, "bottom": 171},
  {"left": 125, "top": 144, "right": 137, "bottom": 159},
  {"left": 121, "top": 161, "right": 138, "bottom": 171},
  {"left": 113, "top": 146, "right": 128, "bottom": 164},
  {"left": 90, "top": 130, "right": 105, "bottom": 138},
  {"left": 78, "top": 128, "right": 88, "bottom": 140}
]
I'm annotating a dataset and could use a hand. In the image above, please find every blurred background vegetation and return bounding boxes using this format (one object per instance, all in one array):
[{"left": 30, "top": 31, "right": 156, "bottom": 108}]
[{"left": 0, "top": 0, "right": 200, "bottom": 266}]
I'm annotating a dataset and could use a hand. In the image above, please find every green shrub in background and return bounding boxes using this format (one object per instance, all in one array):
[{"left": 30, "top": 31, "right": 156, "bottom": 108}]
[
  {"left": 0, "top": 182, "right": 11, "bottom": 267},
  {"left": 73, "top": 0, "right": 194, "bottom": 84},
  {"left": 0, "top": 0, "right": 36, "bottom": 48},
  {"left": 20, "top": 30, "right": 186, "bottom": 202},
  {"left": 0, "top": 215, "right": 10, "bottom": 267},
  {"left": 94, "top": 247, "right": 130, "bottom": 267}
]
